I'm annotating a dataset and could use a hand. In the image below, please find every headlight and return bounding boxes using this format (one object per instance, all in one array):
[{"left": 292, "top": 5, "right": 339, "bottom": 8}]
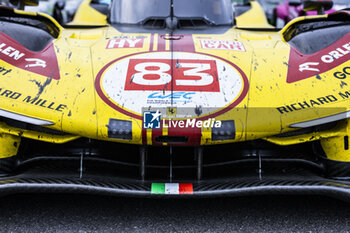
[
  {"left": 212, "top": 120, "right": 235, "bottom": 141},
  {"left": 107, "top": 119, "right": 132, "bottom": 140}
]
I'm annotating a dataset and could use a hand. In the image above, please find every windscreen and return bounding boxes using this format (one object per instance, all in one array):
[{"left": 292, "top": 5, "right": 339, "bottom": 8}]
[
  {"left": 110, "top": 0, "right": 233, "bottom": 25},
  {"left": 334, "top": 0, "right": 350, "bottom": 4},
  {"left": 110, "top": 0, "right": 170, "bottom": 24},
  {"left": 258, "top": 0, "right": 349, "bottom": 5},
  {"left": 173, "top": 0, "right": 233, "bottom": 25}
]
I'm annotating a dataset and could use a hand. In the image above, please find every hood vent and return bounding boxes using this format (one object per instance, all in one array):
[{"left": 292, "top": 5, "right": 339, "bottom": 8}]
[
  {"left": 142, "top": 18, "right": 209, "bottom": 29},
  {"left": 142, "top": 19, "right": 166, "bottom": 29},
  {"left": 178, "top": 19, "right": 209, "bottom": 28}
]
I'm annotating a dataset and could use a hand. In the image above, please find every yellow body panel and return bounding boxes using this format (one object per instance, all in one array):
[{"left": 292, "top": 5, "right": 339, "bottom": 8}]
[
  {"left": 69, "top": 0, "right": 107, "bottom": 25},
  {"left": 0, "top": 25, "right": 347, "bottom": 144},
  {"left": 0, "top": 3, "right": 349, "bottom": 162},
  {"left": 321, "top": 119, "right": 350, "bottom": 161},
  {"left": 0, "top": 134, "right": 20, "bottom": 159},
  {"left": 236, "top": 1, "right": 274, "bottom": 28}
]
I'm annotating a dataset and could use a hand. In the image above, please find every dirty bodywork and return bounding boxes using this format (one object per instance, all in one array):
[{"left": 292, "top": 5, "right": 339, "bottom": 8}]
[{"left": 0, "top": 0, "right": 350, "bottom": 198}]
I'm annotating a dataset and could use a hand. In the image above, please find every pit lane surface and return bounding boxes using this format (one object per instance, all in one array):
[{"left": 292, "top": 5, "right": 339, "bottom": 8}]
[{"left": 0, "top": 194, "right": 349, "bottom": 232}]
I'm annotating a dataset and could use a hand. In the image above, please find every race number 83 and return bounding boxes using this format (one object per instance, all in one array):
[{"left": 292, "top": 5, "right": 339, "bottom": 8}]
[{"left": 124, "top": 59, "right": 220, "bottom": 92}]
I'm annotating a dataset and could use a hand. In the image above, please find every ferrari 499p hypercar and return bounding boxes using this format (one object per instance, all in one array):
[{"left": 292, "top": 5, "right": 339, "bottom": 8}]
[{"left": 0, "top": 0, "right": 350, "bottom": 198}]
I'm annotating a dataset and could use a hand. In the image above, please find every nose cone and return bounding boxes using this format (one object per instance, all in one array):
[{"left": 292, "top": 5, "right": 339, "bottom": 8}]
[
  {"left": 95, "top": 34, "right": 249, "bottom": 119},
  {"left": 93, "top": 31, "right": 252, "bottom": 145}
]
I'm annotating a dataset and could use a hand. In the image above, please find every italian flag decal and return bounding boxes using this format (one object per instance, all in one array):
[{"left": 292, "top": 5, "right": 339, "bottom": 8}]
[{"left": 151, "top": 183, "right": 193, "bottom": 195}]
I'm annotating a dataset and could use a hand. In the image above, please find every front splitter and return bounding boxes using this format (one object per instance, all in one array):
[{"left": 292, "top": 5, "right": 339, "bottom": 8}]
[{"left": 1, "top": 172, "right": 350, "bottom": 201}]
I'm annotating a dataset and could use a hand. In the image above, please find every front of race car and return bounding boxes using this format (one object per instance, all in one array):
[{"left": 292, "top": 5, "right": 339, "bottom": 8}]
[{"left": 0, "top": 0, "right": 350, "bottom": 198}]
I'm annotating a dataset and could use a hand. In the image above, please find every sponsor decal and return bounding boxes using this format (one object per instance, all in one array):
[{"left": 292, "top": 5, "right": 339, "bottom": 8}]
[
  {"left": 167, "top": 107, "right": 177, "bottom": 117},
  {"left": 0, "top": 33, "right": 60, "bottom": 80},
  {"left": 287, "top": 32, "right": 350, "bottom": 83},
  {"left": 277, "top": 95, "right": 338, "bottom": 114},
  {"left": 0, "top": 87, "right": 66, "bottom": 112},
  {"left": 298, "top": 62, "right": 320, "bottom": 72},
  {"left": 0, "top": 43, "right": 25, "bottom": 60},
  {"left": 333, "top": 66, "right": 350, "bottom": 79},
  {"left": 25, "top": 58, "right": 46, "bottom": 68},
  {"left": 106, "top": 38, "right": 144, "bottom": 49},
  {"left": 0, "top": 66, "right": 11, "bottom": 76},
  {"left": 142, "top": 110, "right": 222, "bottom": 129},
  {"left": 146, "top": 92, "right": 195, "bottom": 105},
  {"left": 147, "top": 91, "right": 196, "bottom": 105},
  {"left": 277, "top": 88, "right": 350, "bottom": 114},
  {"left": 200, "top": 39, "right": 246, "bottom": 52},
  {"left": 143, "top": 110, "right": 161, "bottom": 129},
  {"left": 148, "top": 92, "right": 195, "bottom": 100},
  {"left": 151, "top": 183, "right": 193, "bottom": 194},
  {"left": 339, "top": 90, "right": 350, "bottom": 99},
  {"left": 96, "top": 52, "right": 249, "bottom": 119},
  {"left": 163, "top": 118, "right": 222, "bottom": 128}
]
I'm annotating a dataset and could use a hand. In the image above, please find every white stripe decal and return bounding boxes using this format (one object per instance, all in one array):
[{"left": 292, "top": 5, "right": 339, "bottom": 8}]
[
  {"left": 0, "top": 108, "right": 53, "bottom": 125},
  {"left": 165, "top": 183, "right": 179, "bottom": 194},
  {"left": 290, "top": 111, "right": 350, "bottom": 128}
]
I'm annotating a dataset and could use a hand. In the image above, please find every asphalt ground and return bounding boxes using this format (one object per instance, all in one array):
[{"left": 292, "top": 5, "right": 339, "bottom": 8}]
[{"left": 0, "top": 194, "right": 350, "bottom": 232}]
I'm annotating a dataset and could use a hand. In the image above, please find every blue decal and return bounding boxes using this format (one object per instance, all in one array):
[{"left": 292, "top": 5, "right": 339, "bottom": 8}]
[
  {"left": 143, "top": 110, "right": 161, "bottom": 129},
  {"left": 148, "top": 92, "right": 195, "bottom": 100}
]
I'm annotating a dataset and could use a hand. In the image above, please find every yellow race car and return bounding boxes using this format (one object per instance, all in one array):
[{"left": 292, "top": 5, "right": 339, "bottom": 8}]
[{"left": 0, "top": 0, "right": 349, "bottom": 198}]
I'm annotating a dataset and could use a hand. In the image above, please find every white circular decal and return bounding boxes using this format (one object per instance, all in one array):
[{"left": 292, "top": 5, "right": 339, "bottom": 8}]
[{"left": 97, "top": 52, "right": 248, "bottom": 118}]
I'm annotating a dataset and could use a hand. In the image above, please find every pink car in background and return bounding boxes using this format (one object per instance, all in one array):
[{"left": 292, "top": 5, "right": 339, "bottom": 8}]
[
  {"left": 258, "top": 0, "right": 350, "bottom": 27},
  {"left": 275, "top": 0, "right": 349, "bottom": 27}
]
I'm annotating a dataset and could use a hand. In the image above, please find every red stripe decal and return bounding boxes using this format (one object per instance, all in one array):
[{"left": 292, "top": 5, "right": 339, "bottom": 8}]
[
  {"left": 149, "top": 33, "right": 154, "bottom": 51},
  {"left": 286, "top": 32, "right": 350, "bottom": 83},
  {"left": 157, "top": 34, "right": 166, "bottom": 51},
  {"left": 173, "top": 34, "right": 195, "bottom": 52},
  {"left": 151, "top": 119, "right": 202, "bottom": 146},
  {"left": 0, "top": 32, "right": 60, "bottom": 80},
  {"left": 167, "top": 122, "right": 202, "bottom": 146},
  {"left": 151, "top": 124, "right": 163, "bottom": 145}
]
